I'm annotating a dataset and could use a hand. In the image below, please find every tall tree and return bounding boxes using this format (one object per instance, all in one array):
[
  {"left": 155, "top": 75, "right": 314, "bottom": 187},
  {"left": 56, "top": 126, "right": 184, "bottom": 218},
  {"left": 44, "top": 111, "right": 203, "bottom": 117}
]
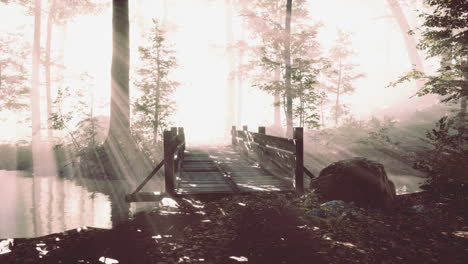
[
  {"left": 45, "top": 0, "right": 56, "bottom": 142},
  {"left": 386, "top": 0, "right": 424, "bottom": 82},
  {"left": 31, "top": 0, "right": 42, "bottom": 174},
  {"left": 239, "top": 0, "right": 314, "bottom": 135},
  {"left": 324, "top": 30, "right": 364, "bottom": 126},
  {"left": 110, "top": 0, "right": 130, "bottom": 136},
  {"left": 104, "top": 0, "right": 131, "bottom": 180},
  {"left": 225, "top": 0, "right": 236, "bottom": 135},
  {"left": 44, "top": 0, "right": 105, "bottom": 142},
  {"left": 133, "top": 19, "right": 178, "bottom": 146},
  {"left": 390, "top": 0, "right": 468, "bottom": 133},
  {"left": 284, "top": 0, "right": 293, "bottom": 135}
]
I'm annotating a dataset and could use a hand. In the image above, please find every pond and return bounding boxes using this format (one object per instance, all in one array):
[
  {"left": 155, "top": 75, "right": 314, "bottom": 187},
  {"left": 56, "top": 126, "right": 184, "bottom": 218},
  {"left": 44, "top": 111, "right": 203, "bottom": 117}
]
[
  {"left": 0, "top": 170, "right": 156, "bottom": 238},
  {"left": 0, "top": 169, "right": 424, "bottom": 239},
  {"left": 388, "top": 174, "right": 425, "bottom": 195}
]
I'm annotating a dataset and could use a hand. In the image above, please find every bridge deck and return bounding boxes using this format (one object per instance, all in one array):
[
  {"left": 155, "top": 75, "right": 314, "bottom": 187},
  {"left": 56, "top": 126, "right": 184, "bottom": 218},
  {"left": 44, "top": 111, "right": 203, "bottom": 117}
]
[{"left": 175, "top": 145, "right": 294, "bottom": 195}]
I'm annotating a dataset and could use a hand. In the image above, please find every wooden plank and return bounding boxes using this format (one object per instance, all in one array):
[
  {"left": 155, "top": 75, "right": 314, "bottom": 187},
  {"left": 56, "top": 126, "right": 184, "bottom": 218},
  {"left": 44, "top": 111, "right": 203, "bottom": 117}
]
[
  {"left": 250, "top": 132, "right": 295, "bottom": 152},
  {"left": 125, "top": 192, "right": 166, "bottom": 202},
  {"left": 177, "top": 190, "right": 233, "bottom": 195},
  {"left": 236, "top": 130, "right": 247, "bottom": 140},
  {"left": 256, "top": 144, "right": 296, "bottom": 171},
  {"left": 180, "top": 171, "right": 224, "bottom": 177},
  {"left": 177, "top": 187, "right": 233, "bottom": 193},
  {"left": 179, "top": 179, "right": 227, "bottom": 183},
  {"left": 178, "top": 182, "right": 231, "bottom": 187},
  {"left": 303, "top": 166, "right": 316, "bottom": 179},
  {"left": 237, "top": 185, "right": 292, "bottom": 192}
]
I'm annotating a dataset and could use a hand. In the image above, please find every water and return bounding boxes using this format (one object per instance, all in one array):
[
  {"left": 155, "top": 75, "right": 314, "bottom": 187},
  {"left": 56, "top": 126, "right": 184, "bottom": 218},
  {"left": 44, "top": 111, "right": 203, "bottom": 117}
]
[
  {"left": 0, "top": 170, "right": 138, "bottom": 238},
  {"left": 0, "top": 169, "right": 424, "bottom": 238},
  {"left": 388, "top": 174, "right": 425, "bottom": 195}
]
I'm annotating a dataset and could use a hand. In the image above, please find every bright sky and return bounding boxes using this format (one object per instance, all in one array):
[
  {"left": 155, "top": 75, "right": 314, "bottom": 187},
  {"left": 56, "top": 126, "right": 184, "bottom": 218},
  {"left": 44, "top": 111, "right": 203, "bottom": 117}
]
[{"left": 0, "top": 0, "right": 436, "bottom": 143}]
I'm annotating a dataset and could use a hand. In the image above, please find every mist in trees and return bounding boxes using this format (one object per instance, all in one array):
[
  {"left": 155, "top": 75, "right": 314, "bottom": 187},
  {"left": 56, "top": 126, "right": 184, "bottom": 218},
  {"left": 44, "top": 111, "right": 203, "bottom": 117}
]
[
  {"left": 0, "top": 0, "right": 466, "bottom": 241},
  {"left": 324, "top": 30, "right": 365, "bottom": 127}
]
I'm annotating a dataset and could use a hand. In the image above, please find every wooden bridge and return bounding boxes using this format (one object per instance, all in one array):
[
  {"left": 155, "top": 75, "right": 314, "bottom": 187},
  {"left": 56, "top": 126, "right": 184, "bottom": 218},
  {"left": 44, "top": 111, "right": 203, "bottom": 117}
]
[{"left": 125, "top": 126, "right": 315, "bottom": 202}]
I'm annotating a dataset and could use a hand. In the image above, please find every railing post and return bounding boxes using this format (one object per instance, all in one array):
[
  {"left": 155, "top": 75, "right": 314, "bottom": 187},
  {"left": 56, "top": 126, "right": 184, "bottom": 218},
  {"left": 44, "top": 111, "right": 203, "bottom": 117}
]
[
  {"left": 231, "top": 125, "right": 237, "bottom": 145},
  {"left": 178, "top": 126, "right": 185, "bottom": 145},
  {"left": 242, "top": 125, "right": 248, "bottom": 132},
  {"left": 178, "top": 127, "right": 185, "bottom": 159},
  {"left": 258, "top": 126, "right": 266, "bottom": 134},
  {"left": 164, "top": 130, "right": 175, "bottom": 195},
  {"left": 293, "top": 127, "right": 304, "bottom": 193}
]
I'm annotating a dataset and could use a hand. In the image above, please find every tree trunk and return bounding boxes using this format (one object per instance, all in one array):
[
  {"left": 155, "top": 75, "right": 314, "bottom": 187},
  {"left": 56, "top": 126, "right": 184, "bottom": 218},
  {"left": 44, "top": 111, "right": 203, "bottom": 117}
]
[
  {"left": 104, "top": 0, "right": 132, "bottom": 180},
  {"left": 274, "top": 67, "right": 281, "bottom": 127},
  {"left": 225, "top": 0, "right": 236, "bottom": 135},
  {"left": 236, "top": 20, "right": 245, "bottom": 127},
  {"left": 154, "top": 45, "right": 161, "bottom": 145},
  {"left": 387, "top": 0, "right": 424, "bottom": 88},
  {"left": 104, "top": 0, "right": 152, "bottom": 184},
  {"left": 109, "top": 0, "right": 130, "bottom": 135},
  {"left": 45, "top": 0, "right": 56, "bottom": 142},
  {"left": 335, "top": 59, "right": 342, "bottom": 126},
  {"left": 31, "top": 0, "right": 42, "bottom": 174},
  {"left": 284, "top": 0, "right": 293, "bottom": 136},
  {"left": 31, "top": 0, "right": 42, "bottom": 237}
]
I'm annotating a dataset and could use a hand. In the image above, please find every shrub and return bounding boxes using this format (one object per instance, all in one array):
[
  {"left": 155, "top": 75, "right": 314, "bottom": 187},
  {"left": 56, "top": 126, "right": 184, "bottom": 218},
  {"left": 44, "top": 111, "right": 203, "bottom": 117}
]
[{"left": 416, "top": 116, "right": 468, "bottom": 193}]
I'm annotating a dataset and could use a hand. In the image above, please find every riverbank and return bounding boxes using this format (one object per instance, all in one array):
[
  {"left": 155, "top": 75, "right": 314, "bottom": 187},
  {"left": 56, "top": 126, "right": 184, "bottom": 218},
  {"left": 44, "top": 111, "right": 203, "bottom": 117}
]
[{"left": 0, "top": 190, "right": 466, "bottom": 264}]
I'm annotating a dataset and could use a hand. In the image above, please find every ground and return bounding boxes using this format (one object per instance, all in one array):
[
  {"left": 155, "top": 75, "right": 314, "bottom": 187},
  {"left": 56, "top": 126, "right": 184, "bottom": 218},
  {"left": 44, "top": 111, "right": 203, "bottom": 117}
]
[{"left": 0, "top": 189, "right": 466, "bottom": 264}]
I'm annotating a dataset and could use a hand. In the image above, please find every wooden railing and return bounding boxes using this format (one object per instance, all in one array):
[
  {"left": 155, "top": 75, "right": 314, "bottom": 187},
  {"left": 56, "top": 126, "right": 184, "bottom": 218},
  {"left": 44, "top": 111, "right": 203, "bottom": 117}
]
[
  {"left": 125, "top": 127, "right": 185, "bottom": 202},
  {"left": 231, "top": 125, "right": 305, "bottom": 193}
]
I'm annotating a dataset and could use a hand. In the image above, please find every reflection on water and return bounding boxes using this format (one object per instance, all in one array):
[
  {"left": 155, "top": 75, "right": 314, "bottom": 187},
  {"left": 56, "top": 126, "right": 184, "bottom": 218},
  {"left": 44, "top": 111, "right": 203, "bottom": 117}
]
[
  {"left": 0, "top": 169, "right": 425, "bottom": 238},
  {"left": 0, "top": 170, "right": 136, "bottom": 238},
  {"left": 388, "top": 174, "right": 425, "bottom": 195}
]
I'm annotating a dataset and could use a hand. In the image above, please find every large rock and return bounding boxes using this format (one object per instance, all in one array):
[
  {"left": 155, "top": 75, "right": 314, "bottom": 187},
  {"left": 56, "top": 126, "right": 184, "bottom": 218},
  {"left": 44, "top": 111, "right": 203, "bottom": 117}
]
[{"left": 310, "top": 158, "right": 396, "bottom": 210}]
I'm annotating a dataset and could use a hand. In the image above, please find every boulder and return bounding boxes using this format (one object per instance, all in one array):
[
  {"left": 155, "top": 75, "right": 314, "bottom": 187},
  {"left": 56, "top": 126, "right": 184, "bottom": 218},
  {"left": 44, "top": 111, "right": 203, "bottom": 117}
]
[{"left": 310, "top": 158, "right": 396, "bottom": 210}]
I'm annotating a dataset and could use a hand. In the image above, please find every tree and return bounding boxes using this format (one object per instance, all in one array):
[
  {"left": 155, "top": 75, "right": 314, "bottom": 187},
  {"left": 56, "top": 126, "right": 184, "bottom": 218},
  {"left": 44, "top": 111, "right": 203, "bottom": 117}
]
[
  {"left": 284, "top": 0, "right": 293, "bottom": 135},
  {"left": 31, "top": 0, "right": 42, "bottom": 175},
  {"left": 0, "top": 32, "right": 29, "bottom": 110},
  {"left": 388, "top": 0, "right": 467, "bottom": 191},
  {"left": 323, "top": 30, "right": 364, "bottom": 126},
  {"left": 239, "top": 0, "right": 318, "bottom": 135},
  {"left": 44, "top": 0, "right": 106, "bottom": 142},
  {"left": 386, "top": 0, "right": 424, "bottom": 87},
  {"left": 390, "top": 0, "right": 467, "bottom": 132},
  {"left": 133, "top": 19, "right": 178, "bottom": 147},
  {"left": 45, "top": 0, "right": 57, "bottom": 141},
  {"left": 103, "top": 0, "right": 131, "bottom": 180},
  {"left": 291, "top": 58, "right": 324, "bottom": 128},
  {"left": 225, "top": 0, "right": 236, "bottom": 135}
]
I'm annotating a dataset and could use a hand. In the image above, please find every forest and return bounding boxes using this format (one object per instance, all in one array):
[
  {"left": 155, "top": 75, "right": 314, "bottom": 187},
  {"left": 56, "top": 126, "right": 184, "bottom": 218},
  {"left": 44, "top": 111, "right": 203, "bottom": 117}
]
[{"left": 0, "top": 0, "right": 466, "bottom": 263}]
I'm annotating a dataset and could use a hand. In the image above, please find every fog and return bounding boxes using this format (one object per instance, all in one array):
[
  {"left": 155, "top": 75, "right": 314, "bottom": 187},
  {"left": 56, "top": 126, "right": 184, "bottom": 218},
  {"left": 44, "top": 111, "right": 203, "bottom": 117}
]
[
  {"left": 0, "top": 0, "right": 462, "bottom": 239},
  {"left": 0, "top": 0, "right": 442, "bottom": 144}
]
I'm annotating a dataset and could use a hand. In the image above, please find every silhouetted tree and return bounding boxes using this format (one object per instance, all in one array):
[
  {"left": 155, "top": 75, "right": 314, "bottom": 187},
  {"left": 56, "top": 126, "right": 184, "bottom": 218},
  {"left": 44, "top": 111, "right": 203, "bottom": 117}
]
[
  {"left": 284, "top": 0, "right": 292, "bottom": 135},
  {"left": 133, "top": 19, "right": 178, "bottom": 147},
  {"left": 323, "top": 30, "right": 364, "bottom": 126},
  {"left": 103, "top": 0, "right": 131, "bottom": 179}
]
